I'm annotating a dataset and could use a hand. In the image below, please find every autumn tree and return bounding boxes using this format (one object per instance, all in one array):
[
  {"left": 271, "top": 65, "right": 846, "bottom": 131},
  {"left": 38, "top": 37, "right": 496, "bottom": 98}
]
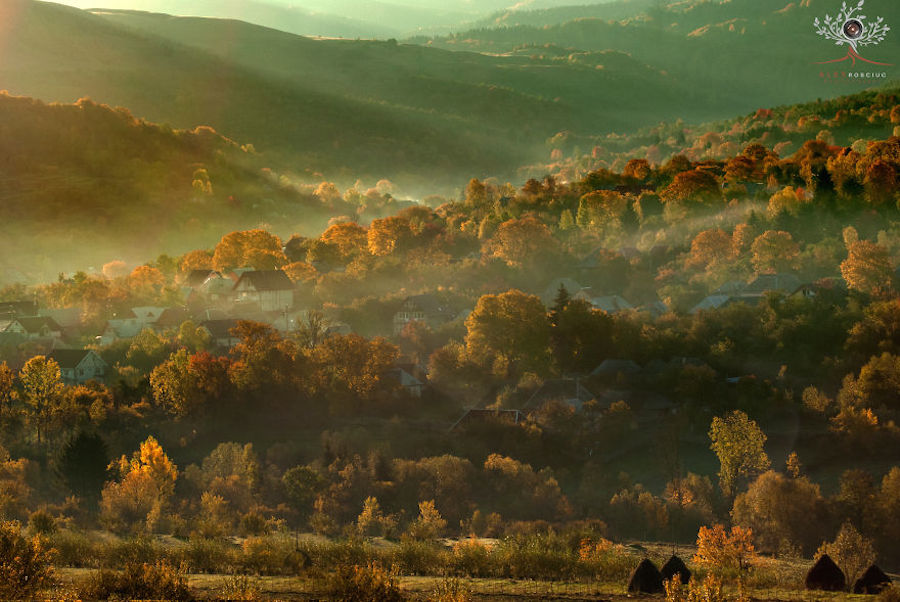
[
  {"left": 687, "top": 229, "right": 733, "bottom": 270},
  {"left": 283, "top": 261, "right": 318, "bottom": 284},
  {"left": 19, "top": 356, "right": 64, "bottom": 444},
  {"left": 101, "top": 436, "right": 177, "bottom": 534},
  {"left": 766, "top": 187, "right": 806, "bottom": 219},
  {"left": 321, "top": 222, "right": 368, "bottom": 261},
  {"left": 485, "top": 217, "right": 559, "bottom": 268},
  {"left": 150, "top": 349, "right": 231, "bottom": 419},
  {"left": 750, "top": 231, "right": 799, "bottom": 274},
  {"left": 661, "top": 169, "right": 722, "bottom": 207},
  {"left": 178, "top": 249, "right": 214, "bottom": 276},
  {"left": 127, "top": 265, "right": 166, "bottom": 302},
  {"left": 841, "top": 240, "right": 894, "bottom": 296},
  {"left": 576, "top": 190, "right": 630, "bottom": 230},
  {"left": 228, "top": 321, "right": 301, "bottom": 398},
  {"left": 817, "top": 521, "right": 875, "bottom": 585},
  {"left": 310, "top": 334, "right": 399, "bottom": 413},
  {"left": 367, "top": 216, "right": 412, "bottom": 256},
  {"left": 864, "top": 160, "right": 897, "bottom": 206},
  {"left": 732, "top": 471, "right": 826, "bottom": 554},
  {"left": 623, "top": 158, "right": 651, "bottom": 181},
  {"left": 407, "top": 500, "right": 447, "bottom": 540},
  {"left": 694, "top": 524, "right": 755, "bottom": 574},
  {"left": 212, "top": 230, "right": 285, "bottom": 272},
  {"left": 465, "top": 290, "right": 551, "bottom": 377},
  {"left": 709, "top": 410, "right": 770, "bottom": 498}
]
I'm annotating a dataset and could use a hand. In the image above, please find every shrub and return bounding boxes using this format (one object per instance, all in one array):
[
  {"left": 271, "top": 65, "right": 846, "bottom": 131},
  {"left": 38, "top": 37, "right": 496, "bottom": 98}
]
[
  {"left": 0, "top": 521, "right": 55, "bottom": 599},
  {"left": 174, "top": 536, "right": 236, "bottom": 574},
  {"left": 450, "top": 538, "right": 495, "bottom": 578},
  {"left": 665, "top": 575, "right": 727, "bottom": 602},
  {"left": 322, "top": 562, "right": 405, "bottom": 602},
  {"left": 493, "top": 534, "right": 575, "bottom": 580},
  {"left": 241, "top": 534, "right": 304, "bottom": 575},
  {"left": 28, "top": 509, "right": 57, "bottom": 536},
  {"left": 430, "top": 577, "right": 474, "bottom": 602},
  {"left": 577, "top": 538, "right": 634, "bottom": 582},
  {"left": 393, "top": 538, "right": 447, "bottom": 575},
  {"left": 79, "top": 560, "right": 193, "bottom": 601},
  {"left": 218, "top": 574, "right": 262, "bottom": 601},
  {"left": 98, "top": 536, "right": 163, "bottom": 568},
  {"left": 48, "top": 529, "right": 100, "bottom": 568}
]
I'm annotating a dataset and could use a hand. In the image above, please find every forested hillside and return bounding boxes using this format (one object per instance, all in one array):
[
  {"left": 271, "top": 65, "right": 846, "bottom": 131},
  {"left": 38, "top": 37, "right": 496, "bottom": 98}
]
[
  {"left": 421, "top": 0, "right": 900, "bottom": 112},
  {"left": 0, "top": 93, "right": 335, "bottom": 278}
]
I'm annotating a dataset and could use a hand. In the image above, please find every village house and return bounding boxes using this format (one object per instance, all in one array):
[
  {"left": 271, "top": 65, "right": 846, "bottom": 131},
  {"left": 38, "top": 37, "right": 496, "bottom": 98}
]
[
  {"left": 392, "top": 294, "right": 455, "bottom": 335},
  {"left": 0, "top": 316, "right": 63, "bottom": 340},
  {"left": 232, "top": 270, "right": 295, "bottom": 312},
  {"left": 200, "top": 319, "right": 241, "bottom": 349},
  {"left": 49, "top": 349, "right": 108, "bottom": 385},
  {"left": 450, "top": 408, "right": 525, "bottom": 432}
]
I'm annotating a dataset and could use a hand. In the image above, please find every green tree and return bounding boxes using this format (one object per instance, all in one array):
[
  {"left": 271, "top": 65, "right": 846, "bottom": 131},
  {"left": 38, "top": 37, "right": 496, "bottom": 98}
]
[
  {"left": 55, "top": 431, "right": 109, "bottom": 503},
  {"left": 709, "top": 410, "right": 770, "bottom": 498}
]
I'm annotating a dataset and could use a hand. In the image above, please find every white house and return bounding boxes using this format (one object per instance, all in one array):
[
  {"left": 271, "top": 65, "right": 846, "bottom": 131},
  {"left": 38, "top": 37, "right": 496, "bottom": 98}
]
[
  {"left": 49, "top": 349, "right": 108, "bottom": 384},
  {"left": 232, "top": 271, "right": 294, "bottom": 312}
]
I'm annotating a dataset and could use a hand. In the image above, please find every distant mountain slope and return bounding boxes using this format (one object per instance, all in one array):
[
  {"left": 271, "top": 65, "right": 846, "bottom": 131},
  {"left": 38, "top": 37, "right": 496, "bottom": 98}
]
[
  {"left": 421, "top": 0, "right": 900, "bottom": 111},
  {"left": 465, "top": 0, "right": 658, "bottom": 29}
]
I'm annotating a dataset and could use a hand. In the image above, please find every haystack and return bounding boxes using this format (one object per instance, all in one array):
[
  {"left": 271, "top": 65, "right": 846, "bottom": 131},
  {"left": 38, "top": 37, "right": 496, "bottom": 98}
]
[
  {"left": 805, "top": 554, "right": 846, "bottom": 591},
  {"left": 627, "top": 558, "right": 664, "bottom": 594},
  {"left": 660, "top": 555, "right": 691, "bottom": 585},
  {"left": 853, "top": 564, "right": 892, "bottom": 595}
]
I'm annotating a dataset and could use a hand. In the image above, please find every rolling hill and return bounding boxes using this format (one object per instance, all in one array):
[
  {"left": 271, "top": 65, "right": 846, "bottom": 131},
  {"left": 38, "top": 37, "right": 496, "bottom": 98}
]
[
  {"left": 0, "top": 93, "right": 333, "bottom": 282},
  {"left": 1, "top": 0, "right": 738, "bottom": 190}
]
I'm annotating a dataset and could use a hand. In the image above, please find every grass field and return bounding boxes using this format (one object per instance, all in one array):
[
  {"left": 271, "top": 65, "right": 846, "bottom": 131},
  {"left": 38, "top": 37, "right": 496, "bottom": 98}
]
[{"left": 50, "top": 538, "right": 898, "bottom": 601}]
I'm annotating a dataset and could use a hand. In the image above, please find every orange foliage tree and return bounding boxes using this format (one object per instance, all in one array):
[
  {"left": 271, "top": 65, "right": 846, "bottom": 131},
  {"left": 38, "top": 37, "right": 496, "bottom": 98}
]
[
  {"left": 841, "top": 240, "right": 894, "bottom": 296},
  {"left": 694, "top": 524, "right": 755, "bottom": 573}
]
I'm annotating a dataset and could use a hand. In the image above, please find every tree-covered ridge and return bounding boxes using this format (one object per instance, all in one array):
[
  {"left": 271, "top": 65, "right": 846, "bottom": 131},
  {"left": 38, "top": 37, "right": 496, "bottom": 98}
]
[
  {"left": 526, "top": 86, "right": 900, "bottom": 181},
  {"left": 417, "top": 0, "right": 900, "bottom": 118},
  {"left": 0, "top": 92, "right": 338, "bottom": 278}
]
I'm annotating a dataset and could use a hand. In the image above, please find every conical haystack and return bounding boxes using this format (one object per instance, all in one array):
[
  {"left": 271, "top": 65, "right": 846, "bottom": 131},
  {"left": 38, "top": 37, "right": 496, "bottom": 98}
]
[
  {"left": 805, "top": 554, "right": 846, "bottom": 592},
  {"left": 627, "top": 558, "right": 664, "bottom": 594},
  {"left": 660, "top": 555, "right": 692, "bottom": 585},
  {"left": 853, "top": 564, "right": 892, "bottom": 595}
]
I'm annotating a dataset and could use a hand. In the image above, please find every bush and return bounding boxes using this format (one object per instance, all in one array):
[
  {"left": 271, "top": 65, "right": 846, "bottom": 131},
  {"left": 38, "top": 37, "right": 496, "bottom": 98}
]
[
  {"left": 48, "top": 529, "right": 99, "bottom": 568},
  {"left": 98, "top": 536, "right": 163, "bottom": 568},
  {"left": 430, "top": 577, "right": 474, "bottom": 602},
  {"left": 219, "top": 574, "right": 262, "bottom": 601},
  {"left": 79, "top": 560, "right": 193, "bottom": 601},
  {"left": 0, "top": 521, "right": 55, "bottom": 599},
  {"left": 174, "top": 536, "right": 236, "bottom": 574},
  {"left": 493, "top": 534, "right": 575, "bottom": 580},
  {"left": 576, "top": 538, "right": 634, "bottom": 581},
  {"left": 393, "top": 538, "right": 447, "bottom": 575},
  {"left": 322, "top": 562, "right": 406, "bottom": 602},
  {"left": 28, "top": 509, "right": 57, "bottom": 536},
  {"left": 241, "top": 534, "right": 306, "bottom": 575},
  {"left": 450, "top": 538, "right": 495, "bottom": 578}
]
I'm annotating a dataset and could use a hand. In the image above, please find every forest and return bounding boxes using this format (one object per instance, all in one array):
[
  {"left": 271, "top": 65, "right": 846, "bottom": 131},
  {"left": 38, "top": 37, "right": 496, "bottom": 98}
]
[{"left": 1, "top": 78, "right": 900, "bottom": 598}]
